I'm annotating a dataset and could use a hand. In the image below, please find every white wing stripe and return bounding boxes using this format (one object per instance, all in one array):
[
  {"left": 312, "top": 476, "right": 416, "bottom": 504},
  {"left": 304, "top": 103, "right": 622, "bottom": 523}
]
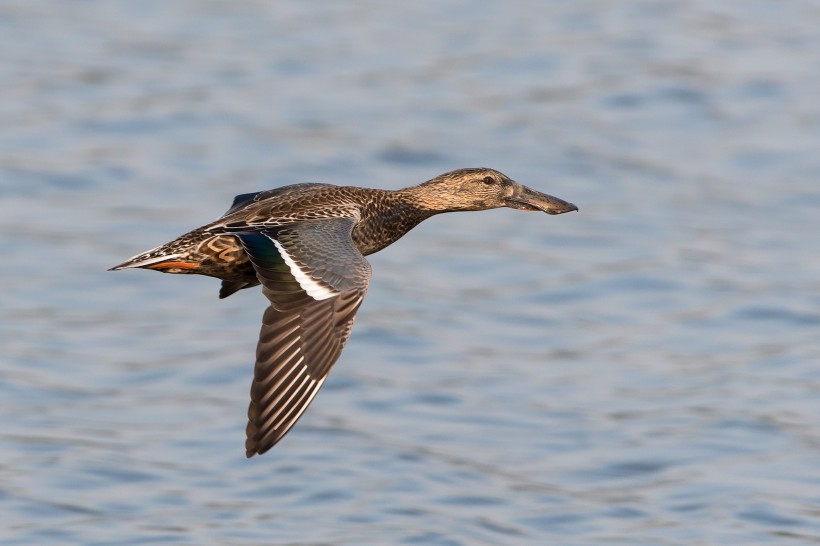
[{"left": 271, "top": 239, "right": 337, "bottom": 301}]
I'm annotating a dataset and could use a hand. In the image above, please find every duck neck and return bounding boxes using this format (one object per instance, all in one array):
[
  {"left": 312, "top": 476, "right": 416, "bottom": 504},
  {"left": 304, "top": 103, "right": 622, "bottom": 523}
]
[
  {"left": 350, "top": 188, "right": 437, "bottom": 256},
  {"left": 395, "top": 184, "right": 460, "bottom": 214}
]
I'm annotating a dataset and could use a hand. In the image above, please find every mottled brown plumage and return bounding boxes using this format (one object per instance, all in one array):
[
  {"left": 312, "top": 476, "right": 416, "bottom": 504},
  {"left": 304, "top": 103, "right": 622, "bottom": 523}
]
[{"left": 110, "top": 167, "right": 577, "bottom": 456}]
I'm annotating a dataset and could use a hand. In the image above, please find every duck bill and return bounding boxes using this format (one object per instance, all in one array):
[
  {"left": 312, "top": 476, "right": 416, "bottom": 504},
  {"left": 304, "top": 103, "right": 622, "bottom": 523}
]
[{"left": 505, "top": 185, "right": 578, "bottom": 215}]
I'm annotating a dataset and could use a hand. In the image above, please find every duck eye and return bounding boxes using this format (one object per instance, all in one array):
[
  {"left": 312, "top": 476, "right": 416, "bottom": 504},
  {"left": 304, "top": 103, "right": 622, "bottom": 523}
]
[{"left": 483, "top": 176, "right": 495, "bottom": 185}]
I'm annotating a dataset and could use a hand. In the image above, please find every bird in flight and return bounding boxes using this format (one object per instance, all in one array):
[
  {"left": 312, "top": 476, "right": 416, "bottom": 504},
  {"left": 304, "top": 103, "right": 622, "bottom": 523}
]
[{"left": 110, "top": 168, "right": 578, "bottom": 457}]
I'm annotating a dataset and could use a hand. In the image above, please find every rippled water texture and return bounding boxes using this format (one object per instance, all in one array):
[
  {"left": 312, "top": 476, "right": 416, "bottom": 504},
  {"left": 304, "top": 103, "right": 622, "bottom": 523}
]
[{"left": 2, "top": 1, "right": 819, "bottom": 544}]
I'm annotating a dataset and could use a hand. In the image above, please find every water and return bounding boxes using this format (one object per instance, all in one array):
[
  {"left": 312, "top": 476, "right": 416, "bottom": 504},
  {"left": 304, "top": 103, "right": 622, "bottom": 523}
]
[{"left": 2, "top": 1, "right": 819, "bottom": 544}]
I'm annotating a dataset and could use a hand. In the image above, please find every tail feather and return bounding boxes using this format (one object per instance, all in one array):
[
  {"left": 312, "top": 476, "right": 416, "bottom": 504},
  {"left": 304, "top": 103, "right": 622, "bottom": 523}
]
[
  {"left": 109, "top": 245, "right": 184, "bottom": 271},
  {"left": 109, "top": 230, "right": 249, "bottom": 281}
]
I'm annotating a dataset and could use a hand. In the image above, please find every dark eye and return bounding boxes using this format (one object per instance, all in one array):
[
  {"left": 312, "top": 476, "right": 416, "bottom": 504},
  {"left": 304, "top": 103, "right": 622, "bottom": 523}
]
[{"left": 483, "top": 176, "right": 495, "bottom": 185}]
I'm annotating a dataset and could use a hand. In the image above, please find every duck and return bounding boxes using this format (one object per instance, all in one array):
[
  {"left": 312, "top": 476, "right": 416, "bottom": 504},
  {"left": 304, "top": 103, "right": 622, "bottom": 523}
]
[{"left": 110, "top": 167, "right": 578, "bottom": 457}]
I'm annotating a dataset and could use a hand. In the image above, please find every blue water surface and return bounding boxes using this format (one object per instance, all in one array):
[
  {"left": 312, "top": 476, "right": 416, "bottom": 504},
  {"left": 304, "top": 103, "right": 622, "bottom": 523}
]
[{"left": 1, "top": 1, "right": 819, "bottom": 544}]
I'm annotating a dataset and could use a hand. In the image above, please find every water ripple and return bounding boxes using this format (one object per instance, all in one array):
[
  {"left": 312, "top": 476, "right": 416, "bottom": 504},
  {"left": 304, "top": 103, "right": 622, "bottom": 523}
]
[{"left": 2, "top": 1, "right": 820, "bottom": 545}]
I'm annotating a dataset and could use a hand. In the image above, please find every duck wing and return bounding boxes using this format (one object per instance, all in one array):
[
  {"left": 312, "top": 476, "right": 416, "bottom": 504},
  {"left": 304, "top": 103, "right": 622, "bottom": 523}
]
[{"left": 234, "top": 217, "right": 371, "bottom": 456}]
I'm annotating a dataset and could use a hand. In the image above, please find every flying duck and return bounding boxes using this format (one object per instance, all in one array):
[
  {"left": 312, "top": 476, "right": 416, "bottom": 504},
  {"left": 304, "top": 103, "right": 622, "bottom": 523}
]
[{"left": 110, "top": 167, "right": 578, "bottom": 457}]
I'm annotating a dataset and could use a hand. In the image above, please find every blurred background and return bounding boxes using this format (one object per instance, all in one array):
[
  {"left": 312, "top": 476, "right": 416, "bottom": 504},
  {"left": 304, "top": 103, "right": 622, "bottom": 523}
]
[{"left": 1, "top": 1, "right": 819, "bottom": 544}]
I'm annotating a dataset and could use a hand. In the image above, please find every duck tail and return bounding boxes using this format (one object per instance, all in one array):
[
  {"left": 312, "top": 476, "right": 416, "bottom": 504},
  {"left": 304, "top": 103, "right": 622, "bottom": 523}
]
[{"left": 109, "top": 243, "right": 200, "bottom": 273}]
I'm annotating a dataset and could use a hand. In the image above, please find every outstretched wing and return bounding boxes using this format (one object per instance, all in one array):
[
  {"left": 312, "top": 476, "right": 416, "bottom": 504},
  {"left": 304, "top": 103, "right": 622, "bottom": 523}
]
[{"left": 236, "top": 217, "right": 371, "bottom": 456}]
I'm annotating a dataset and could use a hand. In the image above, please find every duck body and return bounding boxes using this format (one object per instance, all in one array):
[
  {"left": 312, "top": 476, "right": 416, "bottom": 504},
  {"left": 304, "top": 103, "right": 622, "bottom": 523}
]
[
  {"left": 111, "top": 168, "right": 577, "bottom": 456},
  {"left": 123, "top": 183, "right": 434, "bottom": 298}
]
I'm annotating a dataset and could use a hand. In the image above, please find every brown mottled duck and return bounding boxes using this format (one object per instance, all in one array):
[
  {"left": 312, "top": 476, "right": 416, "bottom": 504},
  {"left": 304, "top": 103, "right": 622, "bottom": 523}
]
[{"left": 110, "top": 167, "right": 578, "bottom": 457}]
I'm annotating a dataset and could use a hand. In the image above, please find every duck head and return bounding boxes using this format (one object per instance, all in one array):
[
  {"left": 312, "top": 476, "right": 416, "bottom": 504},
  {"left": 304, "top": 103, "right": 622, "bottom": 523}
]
[{"left": 409, "top": 168, "right": 578, "bottom": 215}]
